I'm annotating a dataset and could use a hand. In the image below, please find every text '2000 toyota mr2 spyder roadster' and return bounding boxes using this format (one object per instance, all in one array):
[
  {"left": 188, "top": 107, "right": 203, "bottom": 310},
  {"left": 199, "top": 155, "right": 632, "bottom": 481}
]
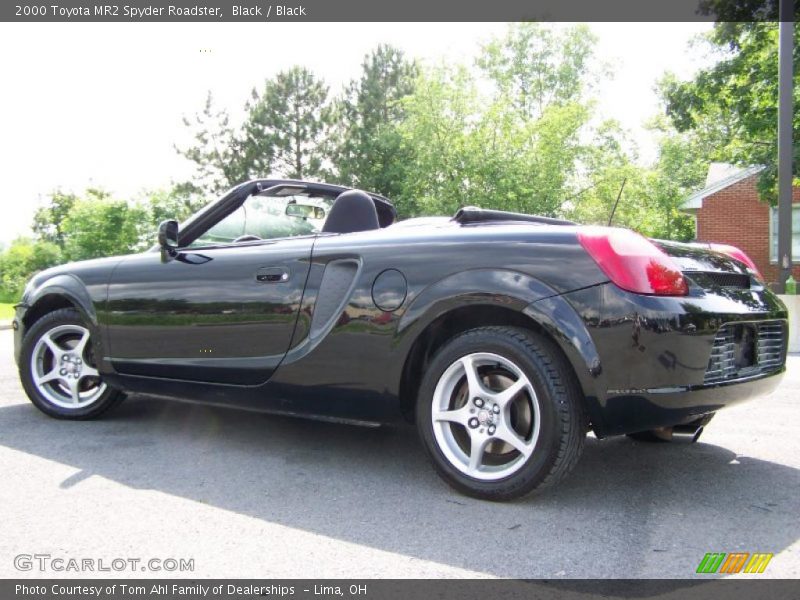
[{"left": 13, "top": 179, "right": 788, "bottom": 500}]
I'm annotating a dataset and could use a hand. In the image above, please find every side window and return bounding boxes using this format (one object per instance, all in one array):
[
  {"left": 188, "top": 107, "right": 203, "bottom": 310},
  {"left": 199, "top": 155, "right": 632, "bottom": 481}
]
[
  {"left": 245, "top": 196, "right": 316, "bottom": 240},
  {"left": 190, "top": 194, "right": 333, "bottom": 248},
  {"left": 195, "top": 206, "right": 246, "bottom": 245}
]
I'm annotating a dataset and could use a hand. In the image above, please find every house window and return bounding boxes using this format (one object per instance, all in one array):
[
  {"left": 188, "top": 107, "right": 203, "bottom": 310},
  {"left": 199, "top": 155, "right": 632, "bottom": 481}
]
[{"left": 770, "top": 206, "right": 800, "bottom": 262}]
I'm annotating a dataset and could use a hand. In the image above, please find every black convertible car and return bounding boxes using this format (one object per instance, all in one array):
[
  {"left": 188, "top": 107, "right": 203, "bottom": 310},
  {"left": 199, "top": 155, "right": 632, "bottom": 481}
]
[{"left": 13, "top": 179, "right": 788, "bottom": 500}]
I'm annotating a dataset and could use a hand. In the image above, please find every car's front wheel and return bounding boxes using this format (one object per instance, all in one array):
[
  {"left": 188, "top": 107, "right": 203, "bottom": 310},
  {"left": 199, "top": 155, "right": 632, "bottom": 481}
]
[
  {"left": 19, "top": 308, "right": 124, "bottom": 419},
  {"left": 416, "top": 326, "right": 586, "bottom": 501}
]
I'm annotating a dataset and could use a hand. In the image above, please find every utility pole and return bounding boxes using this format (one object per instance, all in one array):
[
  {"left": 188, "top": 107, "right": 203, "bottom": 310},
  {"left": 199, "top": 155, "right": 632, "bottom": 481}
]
[{"left": 776, "top": 0, "right": 794, "bottom": 292}]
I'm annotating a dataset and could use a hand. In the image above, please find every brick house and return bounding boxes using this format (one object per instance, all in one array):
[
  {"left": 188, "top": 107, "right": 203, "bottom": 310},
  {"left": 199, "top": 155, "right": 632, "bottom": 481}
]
[{"left": 681, "top": 163, "right": 800, "bottom": 286}]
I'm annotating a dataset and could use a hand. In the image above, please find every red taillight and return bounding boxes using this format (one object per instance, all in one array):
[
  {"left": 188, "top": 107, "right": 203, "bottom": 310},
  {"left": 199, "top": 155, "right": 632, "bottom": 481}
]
[
  {"left": 707, "top": 243, "right": 763, "bottom": 280},
  {"left": 578, "top": 227, "right": 689, "bottom": 296}
]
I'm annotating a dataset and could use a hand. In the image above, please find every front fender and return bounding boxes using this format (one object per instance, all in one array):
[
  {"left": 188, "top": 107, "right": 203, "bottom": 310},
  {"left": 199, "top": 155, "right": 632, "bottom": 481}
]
[
  {"left": 15, "top": 273, "right": 109, "bottom": 369},
  {"left": 24, "top": 274, "right": 99, "bottom": 328}
]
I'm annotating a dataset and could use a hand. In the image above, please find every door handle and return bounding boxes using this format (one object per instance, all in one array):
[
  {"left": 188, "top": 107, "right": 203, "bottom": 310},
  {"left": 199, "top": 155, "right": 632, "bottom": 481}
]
[{"left": 256, "top": 267, "right": 290, "bottom": 283}]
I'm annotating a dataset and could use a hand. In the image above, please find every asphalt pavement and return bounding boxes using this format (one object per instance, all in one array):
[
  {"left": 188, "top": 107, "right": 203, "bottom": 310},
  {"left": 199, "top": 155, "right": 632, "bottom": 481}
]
[{"left": 0, "top": 329, "right": 798, "bottom": 578}]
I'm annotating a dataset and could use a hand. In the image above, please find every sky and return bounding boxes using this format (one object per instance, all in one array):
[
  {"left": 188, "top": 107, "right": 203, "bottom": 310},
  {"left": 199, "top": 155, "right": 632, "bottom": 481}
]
[{"left": 0, "top": 22, "right": 713, "bottom": 245}]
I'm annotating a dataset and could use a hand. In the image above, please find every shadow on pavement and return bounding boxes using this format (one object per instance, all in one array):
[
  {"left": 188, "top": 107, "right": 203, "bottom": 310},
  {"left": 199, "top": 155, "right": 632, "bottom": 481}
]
[{"left": 1, "top": 395, "right": 798, "bottom": 578}]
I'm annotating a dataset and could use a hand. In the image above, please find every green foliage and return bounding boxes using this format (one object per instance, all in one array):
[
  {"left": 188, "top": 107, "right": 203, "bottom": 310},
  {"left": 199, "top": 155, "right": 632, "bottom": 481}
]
[
  {"left": 15, "top": 21, "right": 780, "bottom": 293},
  {"left": 0, "top": 237, "right": 62, "bottom": 301},
  {"left": 0, "top": 303, "right": 14, "bottom": 320},
  {"left": 60, "top": 189, "right": 150, "bottom": 261},
  {"left": 478, "top": 23, "right": 600, "bottom": 119},
  {"left": 2, "top": 185, "right": 210, "bottom": 297},
  {"left": 398, "top": 24, "right": 598, "bottom": 218},
  {"left": 660, "top": 22, "right": 800, "bottom": 203},
  {"left": 175, "top": 92, "right": 252, "bottom": 195},
  {"left": 396, "top": 65, "right": 481, "bottom": 215},
  {"left": 244, "top": 66, "right": 332, "bottom": 180},
  {"left": 331, "top": 45, "right": 418, "bottom": 206},
  {"left": 144, "top": 187, "right": 208, "bottom": 225},
  {"left": 179, "top": 68, "right": 333, "bottom": 194},
  {"left": 567, "top": 119, "right": 702, "bottom": 241},
  {"left": 32, "top": 190, "right": 77, "bottom": 249},
  {"left": 642, "top": 120, "right": 711, "bottom": 241},
  {"left": 172, "top": 26, "right": 709, "bottom": 238},
  {"left": 399, "top": 66, "right": 591, "bottom": 217},
  {"left": 564, "top": 120, "right": 642, "bottom": 226}
]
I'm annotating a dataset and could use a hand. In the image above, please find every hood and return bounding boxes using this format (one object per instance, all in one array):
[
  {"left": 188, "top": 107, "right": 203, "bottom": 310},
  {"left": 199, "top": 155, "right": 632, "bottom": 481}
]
[{"left": 24, "top": 254, "right": 126, "bottom": 301}]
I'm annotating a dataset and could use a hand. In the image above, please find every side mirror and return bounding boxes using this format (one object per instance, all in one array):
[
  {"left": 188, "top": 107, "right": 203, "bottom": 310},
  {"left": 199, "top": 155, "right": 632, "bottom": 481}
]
[{"left": 158, "top": 220, "right": 179, "bottom": 252}]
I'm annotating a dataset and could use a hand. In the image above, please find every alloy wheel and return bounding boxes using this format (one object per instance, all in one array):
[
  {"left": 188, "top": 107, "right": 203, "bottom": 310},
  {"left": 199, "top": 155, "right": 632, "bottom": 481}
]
[
  {"left": 30, "top": 324, "right": 107, "bottom": 409},
  {"left": 431, "top": 352, "right": 540, "bottom": 481}
]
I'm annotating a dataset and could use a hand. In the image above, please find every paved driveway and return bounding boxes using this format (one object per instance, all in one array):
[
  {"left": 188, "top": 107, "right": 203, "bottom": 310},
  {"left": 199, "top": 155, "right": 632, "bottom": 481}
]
[{"left": 1, "top": 330, "right": 798, "bottom": 578}]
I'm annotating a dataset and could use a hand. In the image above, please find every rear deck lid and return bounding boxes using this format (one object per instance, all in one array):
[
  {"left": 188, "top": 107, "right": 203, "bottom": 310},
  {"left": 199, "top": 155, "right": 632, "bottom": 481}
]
[{"left": 653, "top": 239, "right": 757, "bottom": 291}]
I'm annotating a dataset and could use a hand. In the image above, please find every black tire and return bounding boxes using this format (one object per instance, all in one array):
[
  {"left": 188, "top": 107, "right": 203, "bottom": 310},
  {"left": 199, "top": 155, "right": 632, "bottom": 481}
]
[
  {"left": 416, "top": 326, "right": 586, "bottom": 501},
  {"left": 19, "top": 307, "right": 124, "bottom": 420}
]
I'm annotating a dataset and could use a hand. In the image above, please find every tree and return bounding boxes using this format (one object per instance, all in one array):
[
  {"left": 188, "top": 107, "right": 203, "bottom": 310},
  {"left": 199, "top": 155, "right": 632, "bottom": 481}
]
[
  {"left": 244, "top": 66, "right": 332, "bottom": 180},
  {"left": 178, "top": 69, "right": 332, "bottom": 191},
  {"left": 176, "top": 92, "right": 251, "bottom": 195},
  {"left": 144, "top": 186, "right": 208, "bottom": 225},
  {"left": 331, "top": 45, "right": 418, "bottom": 204},
  {"left": 641, "top": 119, "right": 711, "bottom": 241},
  {"left": 3, "top": 186, "right": 205, "bottom": 298},
  {"left": 0, "top": 238, "right": 62, "bottom": 301},
  {"left": 567, "top": 119, "right": 703, "bottom": 241},
  {"left": 564, "top": 120, "right": 643, "bottom": 227},
  {"left": 398, "top": 65, "right": 487, "bottom": 215},
  {"left": 398, "top": 24, "right": 600, "bottom": 218},
  {"left": 477, "top": 23, "right": 600, "bottom": 120},
  {"left": 660, "top": 22, "right": 800, "bottom": 202},
  {"left": 60, "top": 189, "right": 149, "bottom": 261},
  {"left": 32, "top": 191, "right": 77, "bottom": 249},
  {"left": 399, "top": 64, "right": 592, "bottom": 218}
]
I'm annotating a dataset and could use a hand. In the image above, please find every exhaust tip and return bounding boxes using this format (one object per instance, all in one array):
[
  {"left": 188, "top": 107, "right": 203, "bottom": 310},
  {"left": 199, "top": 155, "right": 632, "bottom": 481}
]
[{"left": 671, "top": 424, "right": 704, "bottom": 443}]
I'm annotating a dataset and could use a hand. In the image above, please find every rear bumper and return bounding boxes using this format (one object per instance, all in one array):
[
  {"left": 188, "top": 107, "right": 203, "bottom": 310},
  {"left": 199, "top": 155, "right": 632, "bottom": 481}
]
[
  {"left": 561, "top": 283, "right": 788, "bottom": 437},
  {"left": 598, "top": 368, "right": 785, "bottom": 436}
]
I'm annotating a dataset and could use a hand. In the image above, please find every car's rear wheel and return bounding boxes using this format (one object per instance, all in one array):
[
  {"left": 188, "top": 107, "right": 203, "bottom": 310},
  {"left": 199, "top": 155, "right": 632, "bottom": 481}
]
[
  {"left": 416, "top": 326, "right": 586, "bottom": 501},
  {"left": 19, "top": 308, "right": 124, "bottom": 419}
]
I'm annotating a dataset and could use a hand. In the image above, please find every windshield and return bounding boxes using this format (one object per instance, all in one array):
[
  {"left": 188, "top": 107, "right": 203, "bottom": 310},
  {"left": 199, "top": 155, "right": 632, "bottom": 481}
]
[{"left": 190, "top": 193, "right": 336, "bottom": 247}]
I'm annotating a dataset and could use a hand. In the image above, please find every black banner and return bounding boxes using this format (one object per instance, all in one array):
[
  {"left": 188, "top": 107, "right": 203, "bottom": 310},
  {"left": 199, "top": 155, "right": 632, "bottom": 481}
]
[
  {"left": 4, "top": 580, "right": 800, "bottom": 600},
  {"left": 1, "top": 0, "right": 796, "bottom": 23}
]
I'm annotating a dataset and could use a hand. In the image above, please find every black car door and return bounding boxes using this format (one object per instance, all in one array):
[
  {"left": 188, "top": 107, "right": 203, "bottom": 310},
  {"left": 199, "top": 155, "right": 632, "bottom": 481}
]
[
  {"left": 104, "top": 238, "right": 312, "bottom": 385},
  {"left": 103, "top": 192, "right": 323, "bottom": 385}
]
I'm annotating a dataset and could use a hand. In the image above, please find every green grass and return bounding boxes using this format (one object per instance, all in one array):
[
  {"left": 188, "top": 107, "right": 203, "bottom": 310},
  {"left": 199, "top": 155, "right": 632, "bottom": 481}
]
[{"left": 0, "top": 303, "right": 15, "bottom": 322}]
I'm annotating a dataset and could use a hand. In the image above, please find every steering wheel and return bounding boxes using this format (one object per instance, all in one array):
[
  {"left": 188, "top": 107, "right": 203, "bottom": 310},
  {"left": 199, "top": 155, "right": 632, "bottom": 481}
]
[{"left": 233, "top": 234, "right": 262, "bottom": 243}]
